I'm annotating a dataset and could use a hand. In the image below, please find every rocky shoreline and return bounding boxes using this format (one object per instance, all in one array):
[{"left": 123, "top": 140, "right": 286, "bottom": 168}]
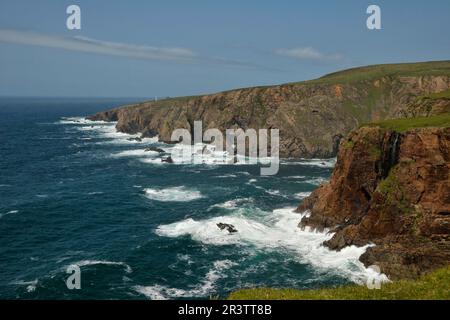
[{"left": 297, "top": 120, "right": 450, "bottom": 279}]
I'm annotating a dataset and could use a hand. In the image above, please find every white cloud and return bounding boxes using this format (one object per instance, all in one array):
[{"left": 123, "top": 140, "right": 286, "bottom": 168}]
[
  {"left": 0, "top": 29, "right": 254, "bottom": 67},
  {"left": 275, "top": 47, "right": 342, "bottom": 62}
]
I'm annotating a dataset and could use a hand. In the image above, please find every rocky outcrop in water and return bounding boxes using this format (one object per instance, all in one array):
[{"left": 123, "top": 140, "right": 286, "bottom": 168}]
[
  {"left": 217, "top": 223, "right": 238, "bottom": 233},
  {"left": 297, "top": 121, "right": 450, "bottom": 279},
  {"left": 145, "top": 147, "right": 165, "bottom": 153},
  {"left": 89, "top": 61, "right": 450, "bottom": 158}
]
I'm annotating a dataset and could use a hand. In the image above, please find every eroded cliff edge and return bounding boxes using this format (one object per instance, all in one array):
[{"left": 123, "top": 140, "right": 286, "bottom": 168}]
[
  {"left": 89, "top": 61, "right": 450, "bottom": 158},
  {"left": 297, "top": 115, "right": 450, "bottom": 279}
]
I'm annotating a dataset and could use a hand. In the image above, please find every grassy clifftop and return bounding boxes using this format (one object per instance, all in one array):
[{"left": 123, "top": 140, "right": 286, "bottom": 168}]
[
  {"left": 228, "top": 266, "right": 450, "bottom": 300},
  {"left": 364, "top": 112, "right": 450, "bottom": 132},
  {"left": 299, "top": 60, "right": 450, "bottom": 85}
]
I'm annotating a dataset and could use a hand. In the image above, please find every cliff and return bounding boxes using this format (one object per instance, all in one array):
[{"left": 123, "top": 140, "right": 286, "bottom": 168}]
[
  {"left": 89, "top": 61, "right": 450, "bottom": 158},
  {"left": 297, "top": 113, "right": 450, "bottom": 279}
]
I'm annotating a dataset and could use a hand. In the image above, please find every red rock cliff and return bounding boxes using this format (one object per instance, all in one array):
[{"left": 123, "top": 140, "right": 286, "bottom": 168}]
[{"left": 297, "top": 121, "right": 450, "bottom": 279}]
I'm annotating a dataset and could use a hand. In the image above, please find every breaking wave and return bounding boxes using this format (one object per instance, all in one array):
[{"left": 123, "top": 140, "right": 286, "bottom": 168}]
[
  {"left": 156, "top": 207, "right": 388, "bottom": 284},
  {"left": 111, "top": 149, "right": 159, "bottom": 158},
  {"left": 295, "top": 191, "right": 312, "bottom": 199},
  {"left": 134, "top": 260, "right": 236, "bottom": 299},
  {"left": 72, "top": 260, "right": 132, "bottom": 273},
  {"left": 0, "top": 210, "right": 19, "bottom": 219},
  {"left": 57, "top": 117, "right": 111, "bottom": 125},
  {"left": 144, "top": 187, "right": 203, "bottom": 202},
  {"left": 282, "top": 158, "right": 337, "bottom": 168}
]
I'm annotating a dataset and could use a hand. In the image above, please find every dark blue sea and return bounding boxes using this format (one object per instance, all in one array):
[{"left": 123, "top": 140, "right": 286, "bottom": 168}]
[{"left": 0, "top": 98, "right": 374, "bottom": 299}]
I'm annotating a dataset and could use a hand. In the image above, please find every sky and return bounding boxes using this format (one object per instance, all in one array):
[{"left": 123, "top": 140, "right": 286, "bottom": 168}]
[{"left": 0, "top": 0, "right": 449, "bottom": 98}]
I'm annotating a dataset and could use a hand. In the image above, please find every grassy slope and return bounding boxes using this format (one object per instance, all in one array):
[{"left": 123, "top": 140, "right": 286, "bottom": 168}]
[
  {"left": 299, "top": 60, "right": 450, "bottom": 85},
  {"left": 140, "top": 61, "right": 450, "bottom": 104},
  {"left": 364, "top": 112, "right": 450, "bottom": 132},
  {"left": 228, "top": 266, "right": 450, "bottom": 300}
]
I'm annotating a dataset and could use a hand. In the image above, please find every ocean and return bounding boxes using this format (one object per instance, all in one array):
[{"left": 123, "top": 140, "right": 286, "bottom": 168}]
[{"left": 0, "top": 98, "right": 375, "bottom": 299}]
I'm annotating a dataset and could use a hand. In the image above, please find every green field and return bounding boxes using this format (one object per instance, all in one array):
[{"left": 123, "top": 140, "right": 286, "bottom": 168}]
[{"left": 228, "top": 266, "right": 450, "bottom": 300}]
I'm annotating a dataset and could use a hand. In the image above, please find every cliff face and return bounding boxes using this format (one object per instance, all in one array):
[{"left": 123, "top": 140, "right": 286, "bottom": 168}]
[
  {"left": 89, "top": 61, "right": 450, "bottom": 158},
  {"left": 297, "top": 116, "right": 450, "bottom": 279}
]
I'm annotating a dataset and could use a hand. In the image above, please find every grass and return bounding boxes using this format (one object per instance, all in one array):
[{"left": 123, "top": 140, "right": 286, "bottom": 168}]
[
  {"left": 363, "top": 113, "right": 450, "bottom": 132},
  {"left": 376, "top": 166, "right": 412, "bottom": 214},
  {"left": 424, "top": 88, "right": 450, "bottom": 100},
  {"left": 294, "top": 60, "right": 450, "bottom": 85},
  {"left": 228, "top": 266, "right": 450, "bottom": 300}
]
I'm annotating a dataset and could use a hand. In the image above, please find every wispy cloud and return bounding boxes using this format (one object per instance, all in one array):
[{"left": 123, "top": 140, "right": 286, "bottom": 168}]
[
  {"left": 0, "top": 29, "right": 257, "bottom": 68},
  {"left": 275, "top": 47, "right": 342, "bottom": 62}
]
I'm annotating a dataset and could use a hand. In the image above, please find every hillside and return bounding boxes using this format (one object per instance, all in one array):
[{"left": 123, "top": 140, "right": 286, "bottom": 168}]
[{"left": 89, "top": 61, "right": 450, "bottom": 158}]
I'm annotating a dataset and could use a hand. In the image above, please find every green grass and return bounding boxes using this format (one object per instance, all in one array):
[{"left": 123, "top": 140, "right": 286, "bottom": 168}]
[
  {"left": 376, "top": 166, "right": 412, "bottom": 214},
  {"left": 424, "top": 88, "right": 450, "bottom": 100},
  {"left": 294, "top": 60, "right": 450, "bottom": 85},
  {"left": 228, "top": 266, "right": 450, "bottom": 300},
  {"left": 363, "top": 113, "right": 450, "bottom": 132}
]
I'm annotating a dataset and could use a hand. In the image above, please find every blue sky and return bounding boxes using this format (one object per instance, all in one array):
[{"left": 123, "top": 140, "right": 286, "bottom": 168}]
[{"left": 0, "top": 0, "right": 449, "bottom": 97}]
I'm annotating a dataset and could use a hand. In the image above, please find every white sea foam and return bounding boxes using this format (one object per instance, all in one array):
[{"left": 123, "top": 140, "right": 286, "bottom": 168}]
[
  {"left": 282, "top": 158, "right": 337, "bottom": 168},
  {"left": 245, "top": 179, "right": 289, "bottom": 198},
  {"left": 13, "top": 279, "right": 38, "bottom": 293},
  {"left": 144, "top": 187, "right": 203, "bottom": 202},
  {"left": 286, "top": 175, "right": 307, "bottom": 179},
  {"left": 58, "top": 117, "right": 111, "bottom": 125},
  {"left": 111, "top": 149, "right": 159, "bottom": 158},
  {"left": 0, "top": 210, "right": 19, "bottom": 219},
  {"left": 265, "top": 189, "right": 286, "bottom": 197},
  {"left": 59, "top": 117, "right": 159, "bottom": 146},
  {"left": 139, "top": 143, "right": 277, "bottom": 167},
  {"left": 87, "top": 191, "right": 104, "bottom": 195},
  {"left": 302, "top": 177, "right": 328, "bottom": 186},
  {"left": 80, "top": 124, "right": 159, "bottom": 145},
  {"left": 214, "top": 174, "right": 238, "bottom": 178},
  {"left": 177, "top": 254, "right": 194, "bottom": 265},
  {"left": 295, "top": 192, "right": 312, "bottom": 199},
  {"left": 210, "top": 198, "right": 254, "bottom": 210},
  {"left": 156, "top": 207, "right": 388, "bottom": 284},
  {"left": 73, "top": 260, "right": 132, "bottom": 273},
  {"left": 167, "top": 143, "right": 235, "bottom": 165},
  {"left": 134, "top": 260, "right": 236, "bottom": 299}
]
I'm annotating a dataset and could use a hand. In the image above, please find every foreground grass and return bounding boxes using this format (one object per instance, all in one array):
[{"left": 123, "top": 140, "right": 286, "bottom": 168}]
[
  {"left": 228, "top": 266, "right": 450, "bottom": 300},
  {"left": 363, "top": 113, "right": 450, "bottom": 132}
]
